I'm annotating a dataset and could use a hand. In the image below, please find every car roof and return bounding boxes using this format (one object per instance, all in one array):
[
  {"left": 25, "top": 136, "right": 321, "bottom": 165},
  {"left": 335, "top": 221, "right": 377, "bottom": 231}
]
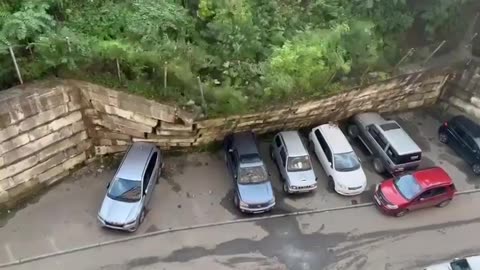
[
  {"left": 279, "top": 131, "right": 308, "bottom": 157},
  {"left": 116, "top": 142, "right": 157, "bottom": 181},
  {"left": 317, "top": 123, "right": 353, "bottom": 154},
  {"left": 377, "top": 122, "right": 421, "bottom": 155},
  {"left": 466, "top": 255, "right": 480, "bottom": 268},
  {"left": 233, "top": 132, "right": 260, "bottom": 157},
  {"left": 452, "top": 115, "right": 480, "bottom": 137},
  {"left": 412, "top": 167, "right": 453, "bottom": 189}
]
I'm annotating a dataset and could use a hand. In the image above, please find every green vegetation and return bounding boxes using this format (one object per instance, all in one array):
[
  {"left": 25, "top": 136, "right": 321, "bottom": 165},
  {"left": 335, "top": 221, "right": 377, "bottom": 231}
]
[{"left": 0, "top": 0, "right": 474, "bottom": 115}]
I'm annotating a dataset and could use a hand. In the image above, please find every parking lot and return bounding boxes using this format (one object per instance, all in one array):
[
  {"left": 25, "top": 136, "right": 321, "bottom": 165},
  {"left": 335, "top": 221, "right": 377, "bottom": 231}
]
[{"left": 1, "top": 107, "right": 479, "bottom": 266}]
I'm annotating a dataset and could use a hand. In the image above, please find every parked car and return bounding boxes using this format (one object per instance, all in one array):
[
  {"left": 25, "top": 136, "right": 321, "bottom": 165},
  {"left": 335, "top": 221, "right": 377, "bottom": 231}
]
[
  {"left": 438, "top": 115, "right": 480, "bottom": 175},
  {"left": 348, "top": 112, "right": 422, "bottom": 174},
  {"left": 224, "top": 132, "right": 275, "bottom": 214},
  {"left": 309, "top": 123, "right": 367, "bottom": 195},
  {"left": 424, "top": 255, "right": 480, "bottom": 270},
  {"left": 373, "top": 167, "right": 455, "bottom": 217},
  {"left": 270, "top": 131, "right": 317, "bottom": 194},
  {"left": 97, "top": 142, "right": 162, "bottom": 232}
]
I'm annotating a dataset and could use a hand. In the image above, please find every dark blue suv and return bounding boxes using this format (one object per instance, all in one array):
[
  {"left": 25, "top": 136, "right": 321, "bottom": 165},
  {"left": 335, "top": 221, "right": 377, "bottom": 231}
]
[
  {"left": 438, "top": 115, "right": 480, "bottom": 175},
  {"left": 224, "top": 132, "right": 275, "bottom": 214}
]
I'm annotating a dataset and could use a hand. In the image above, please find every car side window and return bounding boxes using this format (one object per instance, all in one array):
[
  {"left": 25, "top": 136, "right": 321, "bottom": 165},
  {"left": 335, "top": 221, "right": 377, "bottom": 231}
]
[
  {"left": 464, "top": 135, "right": 477, "bottom": 150},
  {"left": 143, "top": 152, "right": 158, "bottom": 192},
  {"left": 275, "top": 136, "right": 282, "bottom": 148},
  {"left": 315, "top": 129, "right": 332, "bottom": 163},
  {"left": 453, "top": 125, "right": 467, "bottom": 140},
  {"left": 280, "top": 148, "right": 287, "bottom": 166},
  {"left": 232, "top": 150, "right": 239, "bottom": 169},
  {"left": 367, "top": 125, "right": 387, "bottom": 149},
  {"left": 430, "top": 186, "right": 447, "bottom": 197}
]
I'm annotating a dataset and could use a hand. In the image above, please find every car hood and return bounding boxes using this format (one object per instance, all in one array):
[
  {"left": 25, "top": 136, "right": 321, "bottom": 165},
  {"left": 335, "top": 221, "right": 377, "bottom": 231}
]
[
  {"left": 334, "top": 168, "right": 367, "bottom": 188},
  {"left": 98, "top": 196, "right": 142, "bottom": 224},
  {"left": 379, "top": 180, "right": 409, "bottom": 206},
  {"left": 287, "top": 169, "right": 317, "bottom": 186},
  {"left": 237, "top": 181, "right": 274, "bottom": 204}
]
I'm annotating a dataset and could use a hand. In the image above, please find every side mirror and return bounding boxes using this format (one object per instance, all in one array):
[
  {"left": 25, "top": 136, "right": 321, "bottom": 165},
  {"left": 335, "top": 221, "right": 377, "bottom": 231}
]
[
  {"left": 329, "top": 162, "right": 333, "bottom": 168},
  {"left": 228, "top": 148, "right": 233, "bottom": 153},
  {"left": 419, "top": 197, "right": 426, "bottom": 201},
  {"left": 106, "top": 182, "right": 110, "bottom": 189},
  {"left": 144, "top": 189, "right": 148, "bottom": 195}
]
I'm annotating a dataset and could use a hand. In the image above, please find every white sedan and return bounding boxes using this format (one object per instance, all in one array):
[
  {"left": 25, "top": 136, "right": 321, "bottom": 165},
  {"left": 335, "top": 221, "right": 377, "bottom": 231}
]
[
  {"left": 309, "top": 123, "right": 367, "bottom": 196},
  {"left": 424, "top": 255, "right": 480, "bottom": 270}
]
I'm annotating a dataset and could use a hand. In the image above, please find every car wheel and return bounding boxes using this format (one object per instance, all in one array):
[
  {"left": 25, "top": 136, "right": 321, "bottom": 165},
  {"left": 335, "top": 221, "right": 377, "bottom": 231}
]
[
  {"left": 373, "top": 158, "right": 385, "bottom": 174},
  {"left": 438, "top": 132, "right": 448, "bottom": 144},
  {"left": 437, "top": 199, "right": 451, "bottom": 208},
  {"left": 473, "top": 164, "right": 480, "bottom": 175},
  {"left": 347, "top": 125, "right": 359, "bottom": 138},
  {"left": 395, "top": 209, "right": 408, "bottom": 217},
  {"left": 139, "top": 208, "right": 146, "bottom": 225},
  {"left": 233, "top": 193, "right": 239, "bottom": 207},
  {"left": 283, "top": 182, "right": 291, "bottom": 194},
  {"left": 328, "top": 178, "right": 335, "bottom": 192}
]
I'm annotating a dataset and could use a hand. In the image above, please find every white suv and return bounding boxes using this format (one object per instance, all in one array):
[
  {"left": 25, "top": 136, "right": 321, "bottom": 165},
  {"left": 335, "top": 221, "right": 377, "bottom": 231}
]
[{"left": 309, "top": 123, "right": 367, "bottom": 196}]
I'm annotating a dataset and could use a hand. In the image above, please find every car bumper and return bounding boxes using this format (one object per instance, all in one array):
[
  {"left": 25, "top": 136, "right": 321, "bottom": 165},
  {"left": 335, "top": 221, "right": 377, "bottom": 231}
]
[
  {"left": 335, "top": 185, "right": 365, "bottom": 196},
  {"left": 373, "top": 193, "right": 399, "bottom": 216},
  {"left": 287, "top": 184, "right": 317, "bottom": 193},
  {"left": 239, "top": 202, "right": 275, "bottom": 214},
  {"left": 98, "top": 216, "right": 138, "bottom": 232}
]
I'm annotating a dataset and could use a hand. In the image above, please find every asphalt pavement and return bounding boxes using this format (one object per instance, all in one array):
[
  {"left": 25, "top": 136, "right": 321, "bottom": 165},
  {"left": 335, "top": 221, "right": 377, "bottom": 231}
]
[{"left": 1, "top": 108, "right": 480, "bottom": 269}]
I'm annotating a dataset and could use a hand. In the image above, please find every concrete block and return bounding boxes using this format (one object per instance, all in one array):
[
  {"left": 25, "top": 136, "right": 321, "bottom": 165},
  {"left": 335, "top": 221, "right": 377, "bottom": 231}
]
[
  {"left": 0, "top": 133, "right": 30, "bottom": 154},
  {"left": 37, "top": 131, "right": 88, "bottom": 161},
  {"left": 44, "top": 171, "right": 70, "bottom": 186},
  {"left": 0, "top": 178, "right": 14, "bottom": 191},
  {"left": 12, "top": 151, "right": 67, "bottom": 184},
  {"left": 28, "top": 111, "right": 82, "bottom": 141},
  {"left": 37, "top": 152, "right": 86, "bottom": 184},
  {"left": 92, "top": 118, "right": 146, "bottom": 138},
  {"left": 98, "top": 114, "right": 153, "bottom": 134},
  {"left": 0, "top": 113, "right": 12, "bottom": 128},
  {"left": 407, "top": 100, "right": 425, "bottom": 109},
  {"left": 0, "top": 189, "right": 8, "bottom": 204},
  {"left": 99, "top": 139, "right": 113, "bottom": 146},
  {"left": 95, "top": 145, "right": 128, "bottom": 155},
  {"left": 0, "top": 155, "right": 39, "bottom": 181},
  {"left": 160, "top": 121, "right": 193, "bottom": 132},
  {"left": 0, "top": 126, "right": 20, "bottom": 144},
  {"left": 101, "top": 103, "right": 158, "bottom": 127},
  {"left": 19, "top": 105, "right": 68, "bottom": 132},
  {"left": 95, "top": 130, "right": 131, "bottom": 141}
]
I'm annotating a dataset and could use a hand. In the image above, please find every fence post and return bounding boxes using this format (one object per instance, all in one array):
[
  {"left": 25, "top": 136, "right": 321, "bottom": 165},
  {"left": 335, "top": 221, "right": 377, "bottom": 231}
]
[
  {"left": 164, "top": 61, "right": 168, "bottom": 92},
  {"left": 65, "top": 37, "right": 72, "bottom": 53},
  {"left": 197, "top": 76, "right": 207, "bottom": 114},
  {"left": 393, "top": 48, "right": 415, "bottom": 72},
  {"left": 115, "top": 58, "right": 121, "bottom": 82},
  {"left": 422, "top": 40, "right": 446, "bottom": 66},
  {"left": 8, "top": 46, "right": 23, "bottom": 85}
]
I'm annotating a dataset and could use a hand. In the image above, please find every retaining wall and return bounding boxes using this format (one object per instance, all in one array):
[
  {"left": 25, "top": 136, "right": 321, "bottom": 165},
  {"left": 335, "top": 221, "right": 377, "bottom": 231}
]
[{"left": 0, "top": 69, "right": 450, "bottom": 207}]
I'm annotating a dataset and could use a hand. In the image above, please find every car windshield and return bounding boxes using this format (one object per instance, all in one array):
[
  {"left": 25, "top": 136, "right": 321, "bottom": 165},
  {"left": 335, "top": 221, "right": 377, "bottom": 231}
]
[
  {"left": 334, "top": 152, "right": 360, "bottom": 172},
  {"left": 238, "top": 164, "right": 268, "bottom": 184},
  {"left": 287, "top": 155, "right": 312, "bottom": 172},
  {"left": 394, "top": 174, "right": 423, "bottom": 200},
  {"left": 107, "top": 178, "right": 141, "bottom": 202},
  {"left": 450, "top": 258, "right": 471, "bottom": 270}
]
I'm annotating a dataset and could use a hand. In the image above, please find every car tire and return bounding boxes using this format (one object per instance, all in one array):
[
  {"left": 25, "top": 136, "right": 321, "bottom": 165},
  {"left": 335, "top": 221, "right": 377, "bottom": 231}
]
[
  {"left": 283, "top": 182, "right": 291, "bottom": 194},
  {"left": 347, "top": 125, "right": 359, "bottom": 138},
  {"left": 438, "top": 132, "right": 449, "bottom": 144},
  {"left": 473, "top": 164, "right": 480, "bottom": 175},
  {"left": 139, "top": 208, "right": 146, "bottom": 225},
  {"left": 328, "top": 178, "right": 335, "bottom": 192},
  {"left": 395, "top": 209, "right": 408, "bottom": 217},
  {"left": 373, "top": 158, "right": 385, "bottom": 174},
  {"left": 233, "top": 193, "right": 239, "bottom": 208},
  {"left": 437, "top": 199, "right": 451, "bottom": 208}
]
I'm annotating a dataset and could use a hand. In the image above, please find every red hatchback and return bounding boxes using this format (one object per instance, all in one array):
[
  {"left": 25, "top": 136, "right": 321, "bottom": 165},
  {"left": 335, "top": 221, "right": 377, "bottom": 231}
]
[{"left": 373, "top": 167, "right": 456, "bottom": 217}]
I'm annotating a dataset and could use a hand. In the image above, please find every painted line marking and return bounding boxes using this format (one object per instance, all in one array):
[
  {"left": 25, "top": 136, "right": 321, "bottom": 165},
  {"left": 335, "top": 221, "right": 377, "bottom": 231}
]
[
  {"left": 1, "top": 188, "right": 480, "bottom": 268},
  {"left": 3, "top": 244, "right": 15, "bottom": 263},
  {"left": 47, "top": 238, "right": 60, "bottom": 252}
]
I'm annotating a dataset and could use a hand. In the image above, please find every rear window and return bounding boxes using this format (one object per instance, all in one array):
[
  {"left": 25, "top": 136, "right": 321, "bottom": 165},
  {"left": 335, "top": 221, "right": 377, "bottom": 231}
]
[
  {"left": 386, "top": 146, "right": 421, "bottom": 165},
  {"left": 240, "top": 153, "right": 261, "bottom": 164}
]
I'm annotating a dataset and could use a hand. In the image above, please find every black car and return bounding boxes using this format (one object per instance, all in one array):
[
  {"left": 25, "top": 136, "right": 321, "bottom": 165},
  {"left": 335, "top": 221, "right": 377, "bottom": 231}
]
[
  {"left": 223, "top": 132, "right": 275, "bottom": 214},
  {"left": 438, "top": 115, "right": 480, "bottom": 174}
]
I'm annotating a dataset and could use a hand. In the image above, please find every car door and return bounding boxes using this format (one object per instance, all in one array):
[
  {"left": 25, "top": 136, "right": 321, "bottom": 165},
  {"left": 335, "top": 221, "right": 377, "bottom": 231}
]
[
  {"left": 273, "top": 135, "right": 283, "bottom": 169},
  {"left": 462, "top": 133, "right": 478, "bottom": 165},
  {"left": 313, "top": 129, "right": 333, "bottom": 175},
  {"left": 279, "top": 147, "right": 288, "bottom": 182},
  {"left": 142, "top": 154, "right": 156, "bottom": 208},
  {"left": 148, "top": 152, "right": 159, "bottom": 195},
  {"left": 366, "top": 125, "right": 388, "bottom": 158},
  {"left": 409, "top": 186, "right": 448, "bottom": 211},
  {"left": 450, "top": 124, "right": 468, "bottom": 155}
]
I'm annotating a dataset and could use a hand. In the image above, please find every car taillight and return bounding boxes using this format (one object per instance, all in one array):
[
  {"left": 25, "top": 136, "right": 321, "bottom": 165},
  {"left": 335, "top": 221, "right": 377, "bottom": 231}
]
[{"left": 443, "top": 121, "right": 448, "bottom": 127}]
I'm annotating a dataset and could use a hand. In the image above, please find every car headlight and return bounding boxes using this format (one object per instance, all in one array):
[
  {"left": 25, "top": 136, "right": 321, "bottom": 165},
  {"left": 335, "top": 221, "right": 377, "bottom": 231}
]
[
  {"left": 268, "top": 198, "right": 275, "bottom": 205},
  {"left": 239, "top": 201, "right": 249, "bottom": 208},
  {"left": 125, "top": 219, "right": 137, "bottom": 226},
  {"left": 385, "top": 204, "right": 399, "bottom": 210},
  {"left": 337, "top": 182, "right": 346, "bottom": 189}
]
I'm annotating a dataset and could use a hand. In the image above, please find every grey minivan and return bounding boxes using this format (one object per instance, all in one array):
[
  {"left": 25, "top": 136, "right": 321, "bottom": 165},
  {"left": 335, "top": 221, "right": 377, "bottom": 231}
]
[
  {"left": 97, "top": 142, "right": 162, "bottom": 232},
  {"left": 348, "top": 112, "right": 422, "bottom": 174}
]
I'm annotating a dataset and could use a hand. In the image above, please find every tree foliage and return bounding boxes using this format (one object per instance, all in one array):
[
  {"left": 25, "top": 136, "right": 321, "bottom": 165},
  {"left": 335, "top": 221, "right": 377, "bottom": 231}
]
[{"left": 0, "top": 0, "right": 470, "bottom": 115}]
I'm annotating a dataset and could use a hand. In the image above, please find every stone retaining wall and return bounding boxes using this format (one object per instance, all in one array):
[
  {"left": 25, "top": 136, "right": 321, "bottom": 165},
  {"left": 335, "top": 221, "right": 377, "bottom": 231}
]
[
  {"left": 0, "top": 68, "right": 451, "bottom": 207},
  {"left": 0, "top": 82, "right": 91, "bottom": 206},
  {"left": 440, "top": 64, "right": 480, "bottom": 119}
]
